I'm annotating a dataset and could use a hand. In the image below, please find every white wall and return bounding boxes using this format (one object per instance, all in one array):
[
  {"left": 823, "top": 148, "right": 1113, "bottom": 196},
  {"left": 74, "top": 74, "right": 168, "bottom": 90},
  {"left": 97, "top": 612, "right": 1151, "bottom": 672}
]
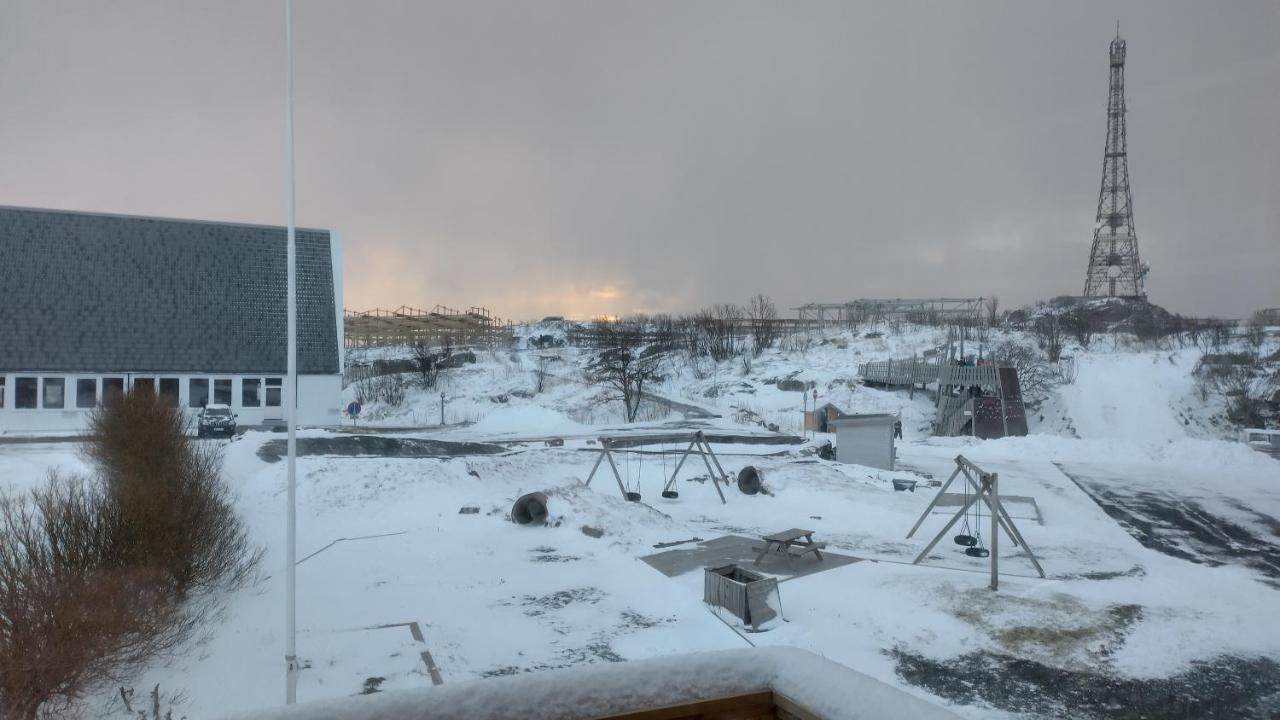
[{"left": 0, "top": 372, "right": 340, "bottom": 434}]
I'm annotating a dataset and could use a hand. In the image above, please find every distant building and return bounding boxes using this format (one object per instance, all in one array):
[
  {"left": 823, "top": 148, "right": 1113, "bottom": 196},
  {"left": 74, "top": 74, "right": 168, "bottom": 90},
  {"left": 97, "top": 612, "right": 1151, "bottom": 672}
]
[{"left": 0, "top": 206, "right": 343, "bottom": 433}]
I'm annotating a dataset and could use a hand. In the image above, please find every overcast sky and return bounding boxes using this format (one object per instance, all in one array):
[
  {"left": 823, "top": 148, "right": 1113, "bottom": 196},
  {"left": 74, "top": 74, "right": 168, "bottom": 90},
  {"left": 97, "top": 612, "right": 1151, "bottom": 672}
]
[{"left": 1, "top": 1, "right": 1276, "bottom": 321}]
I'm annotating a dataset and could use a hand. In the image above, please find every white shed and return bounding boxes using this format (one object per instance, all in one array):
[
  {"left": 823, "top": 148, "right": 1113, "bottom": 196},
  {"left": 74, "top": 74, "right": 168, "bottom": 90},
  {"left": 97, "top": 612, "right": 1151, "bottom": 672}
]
[{"left": 831, "top": 413, "right": 896, "bottom": 470}]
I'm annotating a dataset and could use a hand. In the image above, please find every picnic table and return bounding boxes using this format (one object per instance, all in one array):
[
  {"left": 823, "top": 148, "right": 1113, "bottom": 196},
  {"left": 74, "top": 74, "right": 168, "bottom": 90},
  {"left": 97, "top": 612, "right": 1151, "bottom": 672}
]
[{"left": 753, "top": 528, "right": 827, "bottom": 565}]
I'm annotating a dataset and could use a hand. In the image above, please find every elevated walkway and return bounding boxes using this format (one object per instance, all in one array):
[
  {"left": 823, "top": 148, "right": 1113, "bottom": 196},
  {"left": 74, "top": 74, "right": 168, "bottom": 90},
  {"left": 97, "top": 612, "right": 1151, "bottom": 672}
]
[{"left": 857, "top": 355, "right": 1027, "bottom": 439}]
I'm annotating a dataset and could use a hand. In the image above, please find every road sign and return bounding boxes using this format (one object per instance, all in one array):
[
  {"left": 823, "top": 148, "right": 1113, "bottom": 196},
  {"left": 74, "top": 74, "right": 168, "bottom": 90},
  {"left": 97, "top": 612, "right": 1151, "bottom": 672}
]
[{"left": 346, "top": 400, "right": 362, "bottom": 417}]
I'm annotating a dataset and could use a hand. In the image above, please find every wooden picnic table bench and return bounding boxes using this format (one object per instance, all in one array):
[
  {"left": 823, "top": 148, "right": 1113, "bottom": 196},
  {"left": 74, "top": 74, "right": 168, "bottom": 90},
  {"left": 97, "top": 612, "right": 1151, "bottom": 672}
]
[{"left": 753, "top": 528, "right": 827, "bottom": 565}]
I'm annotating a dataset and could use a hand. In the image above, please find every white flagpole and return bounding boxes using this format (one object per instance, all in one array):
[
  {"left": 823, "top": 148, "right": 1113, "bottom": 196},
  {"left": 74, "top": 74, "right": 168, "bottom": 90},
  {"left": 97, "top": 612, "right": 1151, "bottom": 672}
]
[{"left": 284, "top": 0, "right": 300, "bottom": 705}]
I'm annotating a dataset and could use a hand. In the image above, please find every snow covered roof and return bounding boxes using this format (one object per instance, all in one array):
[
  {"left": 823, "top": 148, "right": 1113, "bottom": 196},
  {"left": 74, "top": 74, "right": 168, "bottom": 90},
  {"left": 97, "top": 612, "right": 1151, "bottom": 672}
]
[
  {"left": 224, "top": 647, "right": 960, "bottom": 720},
  {"left": 0, "top": 205, "right": 339, "bottom": 374}
]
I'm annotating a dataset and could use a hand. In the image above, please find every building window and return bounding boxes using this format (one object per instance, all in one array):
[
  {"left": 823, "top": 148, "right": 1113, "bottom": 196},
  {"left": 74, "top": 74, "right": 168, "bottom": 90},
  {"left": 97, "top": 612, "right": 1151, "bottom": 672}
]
[
  {"left": 43, "top": 378, "right": 65, "bottom": 409},
  {"left": 189, "top": 379, "right": 209, "bottom": 408},
  {"left": 214, "top": 379, "right": 232, "bottom": 405},
  {"left": 134, "top": 377, "right": 155, "bottom": 395},
  {"left": 242, "top": 379, "right": 261, "bottom": 407},
  {"left": 266, "top": 377, "right": 283, "bottom": 407},
  {"left": 103, "top": 377, "right": 124, "bottom": 401},
  {"left": 16, "top": 378, "right": 37, "bottom": 409},
  {"left": 159, "top": 378, "right": 180, "bottom": 407},
  {"left": 76, "top": 379, "right": 97, "bottom": 409}
]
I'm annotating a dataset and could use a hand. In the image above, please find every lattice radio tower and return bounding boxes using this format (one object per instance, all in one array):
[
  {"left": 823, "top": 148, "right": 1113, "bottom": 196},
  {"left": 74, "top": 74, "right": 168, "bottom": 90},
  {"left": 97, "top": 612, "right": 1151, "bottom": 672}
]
[{"left": 1083, "top": 28, "right": 1147, "bottom": 298}]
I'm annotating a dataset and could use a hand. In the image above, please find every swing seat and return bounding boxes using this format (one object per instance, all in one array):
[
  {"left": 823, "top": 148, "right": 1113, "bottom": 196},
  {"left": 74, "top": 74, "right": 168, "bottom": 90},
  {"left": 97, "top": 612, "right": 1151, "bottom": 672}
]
[
  {"left": 661, "top": 490, "right": 679, "bottom": 499},
  {"left": 953, "top": 534, "right": 977, "bottom": 547},
  {"left": 624, "top": 491, "right": 643, "bottom": 502},
  {"left": 965, "top": 546, "right": 990, "bottom": 558}
]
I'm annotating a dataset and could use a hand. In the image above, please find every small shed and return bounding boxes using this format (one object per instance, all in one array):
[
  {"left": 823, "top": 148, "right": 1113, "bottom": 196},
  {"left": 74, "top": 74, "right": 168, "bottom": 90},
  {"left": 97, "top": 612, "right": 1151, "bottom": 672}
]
[
  {"left": 803, "top": 402, "right": 846, "bottom": 433},
  {"left": 830, "top": 413, "right": 896, "bottom": 470}
]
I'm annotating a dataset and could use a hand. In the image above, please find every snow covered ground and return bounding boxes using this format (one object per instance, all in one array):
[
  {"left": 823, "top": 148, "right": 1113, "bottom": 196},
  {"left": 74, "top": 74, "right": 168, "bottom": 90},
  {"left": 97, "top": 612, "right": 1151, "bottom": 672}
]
[{"left": 3, "top": 324, "right": 1278, "bottom": 718}]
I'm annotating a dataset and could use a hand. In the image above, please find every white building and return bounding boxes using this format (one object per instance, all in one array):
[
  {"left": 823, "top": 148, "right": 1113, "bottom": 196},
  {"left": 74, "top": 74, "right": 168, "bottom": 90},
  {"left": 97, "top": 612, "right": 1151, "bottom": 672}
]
[{"left": 0, "top": 206, "right": 343, "bottom": 433}]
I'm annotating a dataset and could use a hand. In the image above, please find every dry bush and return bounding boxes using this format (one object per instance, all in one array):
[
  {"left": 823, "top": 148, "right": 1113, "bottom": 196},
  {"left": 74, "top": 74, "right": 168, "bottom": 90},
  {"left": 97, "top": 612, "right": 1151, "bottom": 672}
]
[
  {"left": 988, "top": 339, "right": 1056, "bottom": 409},
  {"left": 1032, "top": 316, "right": 1065, "bottom": 363},
  {"left": 0, "top": 389, "right": 259, "bottom": 718},
  {"left": 85, "top": 390, "right": 260, "bottom": 596},
  {"left": 0, "top": 475, "right": 194, "bottom": 720}
]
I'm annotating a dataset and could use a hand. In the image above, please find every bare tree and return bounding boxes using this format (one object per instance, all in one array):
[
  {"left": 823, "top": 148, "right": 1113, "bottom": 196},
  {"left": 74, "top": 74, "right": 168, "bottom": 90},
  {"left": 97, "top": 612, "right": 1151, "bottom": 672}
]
[
  {"left": 688, "top": 305, "right": 742, "bottom": 362},
  {"left": 1032, "top": 315, "right": 1065, "bottom": 363},
  {"left": 985, "top": 297, "right": 1000, "bottom": 326},
  {"left": 589, "top": 325, "right": 663, "bottom": 422},
  {"left": 533, "top": 352, "right": 560, "bottom": 394},
  {"left": 745, "top": 294, "right": 778, "bottom": 356}
]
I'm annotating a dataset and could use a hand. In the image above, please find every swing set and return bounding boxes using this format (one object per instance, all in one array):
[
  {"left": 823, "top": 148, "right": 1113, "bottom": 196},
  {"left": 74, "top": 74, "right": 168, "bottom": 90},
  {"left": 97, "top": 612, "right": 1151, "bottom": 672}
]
[
  {"left": 906, "top": 454, "right": 1045, "bottom": 590},
  {"left": 585, "top": 431, "right": 729, "bottom": 505}
]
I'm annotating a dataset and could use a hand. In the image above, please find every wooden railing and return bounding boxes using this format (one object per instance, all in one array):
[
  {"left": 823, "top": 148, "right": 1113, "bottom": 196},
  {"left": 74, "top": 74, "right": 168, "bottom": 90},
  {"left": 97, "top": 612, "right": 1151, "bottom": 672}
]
[{"left": 857, "top": 357, "right": 943, "bottom": 386}]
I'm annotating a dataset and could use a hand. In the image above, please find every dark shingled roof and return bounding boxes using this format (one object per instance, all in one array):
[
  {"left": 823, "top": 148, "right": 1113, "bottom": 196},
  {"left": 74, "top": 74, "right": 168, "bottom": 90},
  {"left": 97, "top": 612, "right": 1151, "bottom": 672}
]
[{"left": 0, "top": 206, "right": 339, "bottom": 374}]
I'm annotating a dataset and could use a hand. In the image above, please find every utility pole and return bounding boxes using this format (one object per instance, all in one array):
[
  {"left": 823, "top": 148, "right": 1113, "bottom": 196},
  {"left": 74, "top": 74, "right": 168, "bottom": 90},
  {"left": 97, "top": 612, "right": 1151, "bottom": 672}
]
[{"left": 440, "top": 392, "right": 446, "bottom": 426}]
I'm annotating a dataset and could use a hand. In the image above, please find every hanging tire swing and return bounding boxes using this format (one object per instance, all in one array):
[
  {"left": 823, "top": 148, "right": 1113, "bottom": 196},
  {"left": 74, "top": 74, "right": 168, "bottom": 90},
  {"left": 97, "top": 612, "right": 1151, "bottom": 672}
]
[
  {"left": 622, "top": 447, "right": 643, "bottom": 502},
  {"left": 953, "top": 479, "right": 989, "bottom": 557},
  {"left": 660, "top": 440, "right": 679, "bottom": 499},
  {"left": 953, "top": 476, "right": 977, "bottom": 547}
]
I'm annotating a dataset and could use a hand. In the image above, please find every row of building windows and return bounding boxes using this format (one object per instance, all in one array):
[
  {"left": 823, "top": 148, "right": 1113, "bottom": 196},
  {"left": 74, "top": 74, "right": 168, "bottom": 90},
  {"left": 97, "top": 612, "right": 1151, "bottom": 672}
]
[{"left": 0, "top": 376, "right": 283, "bottom": 410}]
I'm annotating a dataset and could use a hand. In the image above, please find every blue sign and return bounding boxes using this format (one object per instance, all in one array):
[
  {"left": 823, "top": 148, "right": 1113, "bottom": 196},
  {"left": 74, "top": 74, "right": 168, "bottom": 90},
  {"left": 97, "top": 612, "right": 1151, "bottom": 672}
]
[{"left": 346, "top": 400, "right": 362, "bottom": 417}]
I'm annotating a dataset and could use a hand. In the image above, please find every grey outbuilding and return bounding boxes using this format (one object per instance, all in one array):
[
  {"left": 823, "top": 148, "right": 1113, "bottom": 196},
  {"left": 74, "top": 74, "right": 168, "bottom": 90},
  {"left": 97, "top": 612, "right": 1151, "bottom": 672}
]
[{"left": 830, "top": 413, "right": 897, "bottom": 470}]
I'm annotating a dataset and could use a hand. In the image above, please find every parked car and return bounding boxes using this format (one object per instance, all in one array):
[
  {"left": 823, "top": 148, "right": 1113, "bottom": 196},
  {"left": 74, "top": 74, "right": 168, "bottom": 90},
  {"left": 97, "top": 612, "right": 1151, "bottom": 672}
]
[{"left": 197, "top": 404, "right": 237, "bottom": 438}]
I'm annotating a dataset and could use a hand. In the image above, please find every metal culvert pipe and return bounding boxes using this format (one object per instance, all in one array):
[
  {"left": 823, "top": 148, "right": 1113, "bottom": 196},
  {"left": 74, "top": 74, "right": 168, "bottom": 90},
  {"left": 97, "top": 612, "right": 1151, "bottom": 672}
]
[
  {"left": 737, "top": 466, "right": 764, "bottom": 495},
  {"left": 511, "top": 492, "right": 549, "bottom": 525}
]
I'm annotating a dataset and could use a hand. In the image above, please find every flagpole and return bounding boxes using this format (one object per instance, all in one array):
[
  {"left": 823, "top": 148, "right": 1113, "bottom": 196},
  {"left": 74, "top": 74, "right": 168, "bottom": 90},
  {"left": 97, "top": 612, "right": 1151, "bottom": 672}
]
[{"left": 284, "top": 0, "right": 300, "bottom": 705}]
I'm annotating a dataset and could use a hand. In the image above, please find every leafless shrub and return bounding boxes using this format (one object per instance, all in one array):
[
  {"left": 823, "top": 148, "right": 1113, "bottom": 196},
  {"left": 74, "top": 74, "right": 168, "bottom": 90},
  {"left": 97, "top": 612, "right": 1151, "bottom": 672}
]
[
  {"left": 1065, "top": 306, "right": 1101, "bottom": 349},
  {"left": 1195, "top": 351, "right": 1267, "bottom": 427},
  {"left": 412, "top": 342, "right": 443, "bottom": 388},
  {"left": 1032, "top": 315, "right": 1065, "bottom": 363},
  {"left": 85, "top": 390, "right": 260, "bottom": 596},
  {"left": 988, "top": 339, "right": 1055, "bottom": 409},
  {"left": 0, "top": 475, "right": 196, "bottom": 720},
  {"left": 381, "top": 375, "right": 409, "bottom": 406},
  {"left": 1244, "top": 314, "right": 1267, "bottom": 351}
]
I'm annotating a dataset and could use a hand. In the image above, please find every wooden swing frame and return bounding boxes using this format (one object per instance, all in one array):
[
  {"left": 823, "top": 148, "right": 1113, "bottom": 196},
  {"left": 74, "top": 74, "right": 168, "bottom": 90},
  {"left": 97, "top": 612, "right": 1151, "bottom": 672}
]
[
  {"left": 585, "top": 431, "right": 728, "bottom": 505},
  {"left": 906, "top": 454, "right": 1045, "bottom": 590}
]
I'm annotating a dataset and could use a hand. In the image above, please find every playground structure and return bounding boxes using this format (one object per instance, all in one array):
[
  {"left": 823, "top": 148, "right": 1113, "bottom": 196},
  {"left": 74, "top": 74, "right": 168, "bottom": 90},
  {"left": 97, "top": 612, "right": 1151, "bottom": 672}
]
[
  {"left": 344, "top": 305, "right": 512, "bottom": 348},
  {"left": 858, "top": 348, "right": 1027, "bottom": 439},
  {"left": 906, "top": 455, "right": 1045, "bottom": 591},
  {"left": 585, "top": 431, "right": 729, "bottom": 504}
]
